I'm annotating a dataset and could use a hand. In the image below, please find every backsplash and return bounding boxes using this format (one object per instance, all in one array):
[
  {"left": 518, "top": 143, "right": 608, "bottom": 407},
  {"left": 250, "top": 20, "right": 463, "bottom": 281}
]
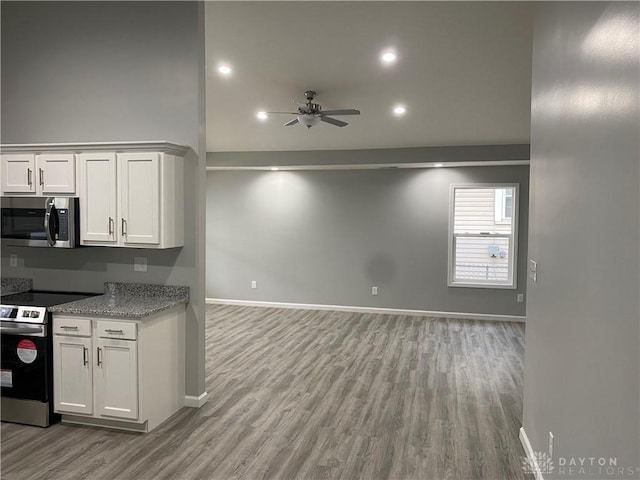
[{"left": 104, "top": 282, "right": 189, "bottom": 301}]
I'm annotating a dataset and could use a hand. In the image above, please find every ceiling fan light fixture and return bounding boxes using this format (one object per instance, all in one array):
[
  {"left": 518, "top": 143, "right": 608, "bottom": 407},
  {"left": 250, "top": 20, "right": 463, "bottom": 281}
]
[
  {"left": 256, "top": 111, "right": 268, "bottom": 121},
  {"left": 298, "top": 114, "right": 320, "bottom": 129}
]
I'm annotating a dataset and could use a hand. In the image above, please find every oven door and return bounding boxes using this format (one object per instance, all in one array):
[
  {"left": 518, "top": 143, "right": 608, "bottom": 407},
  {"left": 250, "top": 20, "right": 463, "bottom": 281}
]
[{"left": 0, "top": 322, "right": 50, "bottom": 402}]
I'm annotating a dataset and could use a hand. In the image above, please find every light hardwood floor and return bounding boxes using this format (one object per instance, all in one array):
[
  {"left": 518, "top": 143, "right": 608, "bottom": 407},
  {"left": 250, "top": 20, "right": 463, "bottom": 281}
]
[{"left": 1, "top": 305, "right": 531, "bottom": 480}]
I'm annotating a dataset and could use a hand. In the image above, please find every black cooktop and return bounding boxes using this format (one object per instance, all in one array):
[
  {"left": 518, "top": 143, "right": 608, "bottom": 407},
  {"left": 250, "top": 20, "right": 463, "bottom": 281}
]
[{"left": 0, "top": 290, "right": 98, "bottom": 308}]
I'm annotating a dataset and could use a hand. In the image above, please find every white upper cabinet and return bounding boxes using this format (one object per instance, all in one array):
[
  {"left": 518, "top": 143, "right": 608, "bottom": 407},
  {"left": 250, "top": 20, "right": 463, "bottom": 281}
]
[
  {"left": 0, "top": 153, "right": 76, "bottom": 195},
  {"left": 78, "top": 152, "right": 118, "bottom": 243},
  {"left": 1, "top": 154, "right": 36, "bottom": 194},
  {"left": 119, "top": 152, "right": 160, "bottom": 245},
  {"left": 37, "top": 153, "right": 76, "bottom": 194},
  {"left": 79, "top": 150, "right": 184, "bottom": 249},
  {"left": 1, "top": 141, "right": 187, "bottom": 249}
]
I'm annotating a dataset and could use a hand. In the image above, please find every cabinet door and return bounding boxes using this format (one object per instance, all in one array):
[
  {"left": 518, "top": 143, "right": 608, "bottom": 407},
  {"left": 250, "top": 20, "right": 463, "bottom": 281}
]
[
  {"left": 119, "top": 152, "right": 159, "bottom": 245},
  {"left": 37, "top": 154, "right": 76, "bottom": 194},
  {"left": 79, "top": 152, "right": 117, "bottom": 243},
  {"left": 95, "top": 337, "right": 138, "bottom": 420},
  {"left": 1, "top": 154, "right": 36, "bottom": 194},
  {"left": 53, "top": 335, "right": 93, "bottom": 415}
]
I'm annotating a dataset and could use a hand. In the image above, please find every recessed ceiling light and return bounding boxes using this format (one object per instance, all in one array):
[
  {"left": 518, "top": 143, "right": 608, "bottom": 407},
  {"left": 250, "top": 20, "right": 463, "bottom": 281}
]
[
  {"left": 393, "top": 105, "right": 407, "bottom": 116},
  {"left": 270, "top": 167, "right": 279, "bottom": 171},
  {"left": 256, "top": 111, "right": 268, "bottom": 121},
  {"left": 380, "top": 50, "right": 397, "bottom": 65},
  {"left": 434, "top": 163, "right": 444, "bottom": 168},
  {"left": 217, "top": 64, "right": 232, "bottom": 76}
]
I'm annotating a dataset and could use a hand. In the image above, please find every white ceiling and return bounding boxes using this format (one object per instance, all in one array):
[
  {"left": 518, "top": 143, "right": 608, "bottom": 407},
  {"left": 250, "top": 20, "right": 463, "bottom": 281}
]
[{"left": 205, "top": 2, "right": 534, "bottom": 152}]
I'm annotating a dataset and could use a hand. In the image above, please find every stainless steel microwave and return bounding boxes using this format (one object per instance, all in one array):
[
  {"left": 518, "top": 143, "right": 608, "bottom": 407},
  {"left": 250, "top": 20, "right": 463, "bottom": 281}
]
[{"left": 1, "top": 197, "right": 80, "bottom": 248}]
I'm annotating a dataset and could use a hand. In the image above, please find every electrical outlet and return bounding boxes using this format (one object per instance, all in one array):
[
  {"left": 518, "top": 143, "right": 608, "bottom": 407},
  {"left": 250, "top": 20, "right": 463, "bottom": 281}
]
[
  {"left": 517, "top": 294, "right": 524, "bottom": 303},
  {"left": 372, "top": 286, "right": 378, "bottom": 296},
  {"left": 549, "top": 431, "right": 554, "bottom": 457},
  {"left": 133, "top": 257, "right": 147, "bottom": 272},
  {"left": 251, "top": 280, "right": 257, "bottom": 289},
  {"left": 9, "top": 254, "right": 18, "bottom": 267}
]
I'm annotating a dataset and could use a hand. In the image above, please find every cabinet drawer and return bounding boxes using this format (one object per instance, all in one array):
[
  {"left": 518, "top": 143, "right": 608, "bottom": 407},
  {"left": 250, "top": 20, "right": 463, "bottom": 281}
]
[
  {"left": 53, "top": 317, "right": 91, "bottom": 337},
  {"left": 97, "top": 321, "right": 137, "bottom": 340}
]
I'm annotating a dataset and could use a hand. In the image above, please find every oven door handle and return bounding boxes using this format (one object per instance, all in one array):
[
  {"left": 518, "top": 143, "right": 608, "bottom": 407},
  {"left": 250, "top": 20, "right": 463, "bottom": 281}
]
[{"left": 0, "top": 325, "right": 45, "bottom": 334}]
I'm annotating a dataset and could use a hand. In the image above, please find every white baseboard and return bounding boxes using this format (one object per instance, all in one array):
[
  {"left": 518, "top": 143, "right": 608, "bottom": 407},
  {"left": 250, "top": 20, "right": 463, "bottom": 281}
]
[
  {"left": 184, "top": 391, "right": 209, "bottom": 408},
  {"left": 520, "top": 427, "right": 545, "bottom": 480},
  {"left": 206, "top": 298, "right": 526, "bottom": 322}
]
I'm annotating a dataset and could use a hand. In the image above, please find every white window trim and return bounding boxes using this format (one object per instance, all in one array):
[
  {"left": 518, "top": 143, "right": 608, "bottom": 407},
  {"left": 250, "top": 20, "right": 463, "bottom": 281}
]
[{"left": 447, "top": 183, "right": 519, "bottom": 289}]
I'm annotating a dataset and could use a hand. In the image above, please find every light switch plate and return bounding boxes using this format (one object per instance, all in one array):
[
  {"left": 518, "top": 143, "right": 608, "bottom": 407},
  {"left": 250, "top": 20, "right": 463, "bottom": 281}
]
[
  {"left": 9, "top": 254, "right": 18, "bottom": 267},
  {"left": 529, "top": 260, "right": 537, "bottom": 282}
]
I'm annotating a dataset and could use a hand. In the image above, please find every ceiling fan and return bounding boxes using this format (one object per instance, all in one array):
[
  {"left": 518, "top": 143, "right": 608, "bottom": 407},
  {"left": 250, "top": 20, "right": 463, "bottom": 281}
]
[{"left": 266, "top": 90, "right": 360, "bottom": 129}]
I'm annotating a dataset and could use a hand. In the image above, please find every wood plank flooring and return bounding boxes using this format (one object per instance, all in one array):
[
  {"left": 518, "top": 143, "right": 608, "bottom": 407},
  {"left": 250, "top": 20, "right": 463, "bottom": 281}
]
[{"left": 1, "top": 305, "right": 531, "bottom": 480}]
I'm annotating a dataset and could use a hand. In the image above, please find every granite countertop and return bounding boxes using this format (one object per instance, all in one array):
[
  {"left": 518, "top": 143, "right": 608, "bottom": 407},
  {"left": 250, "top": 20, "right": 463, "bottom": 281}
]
[
  {"left": 1, "top": 278, "right": 33, "bottom": 296},
  {"left": 49, "top": 282, "right": 189, "bottom": 319}
]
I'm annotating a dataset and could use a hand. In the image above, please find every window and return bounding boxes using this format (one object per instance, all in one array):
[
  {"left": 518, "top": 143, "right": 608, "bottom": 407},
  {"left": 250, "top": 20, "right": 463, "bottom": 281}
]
[
  {"left": 448, "top": 184, "right": 519, "bottom": 288},
  {"left": 494, "top": 188, "right": 513, "bottom": 223}
]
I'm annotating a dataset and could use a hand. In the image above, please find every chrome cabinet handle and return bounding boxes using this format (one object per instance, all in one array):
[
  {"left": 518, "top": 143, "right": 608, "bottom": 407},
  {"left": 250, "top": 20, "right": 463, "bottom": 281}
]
[
  {"left": 60, "top": 325, "right": 79, "bottom": 330},
  {"left": 105, "top": 329, "right": 124, "bottom": 334},
  {"left": 27, "top": 169, "right": 32, "bottom": 186},
  {"left": 96, "top": 347, "right": 102, "bottom": 366},
  {"left": 39, "top": 168, "right": 44, "bottom": 186},
  {"left": 83, "top": 347, "right": 88, "bottom": 366},
  {"left": 108, "top": 217, "right": 114, "bottom": 235},
  {"left": 121, "top": 218, "right": 127, "bottom": 236}
]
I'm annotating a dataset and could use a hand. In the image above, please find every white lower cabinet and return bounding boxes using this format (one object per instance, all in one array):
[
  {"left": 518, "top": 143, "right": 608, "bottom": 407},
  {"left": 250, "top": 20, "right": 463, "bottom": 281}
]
[
  {"left": 95, "top": 337, "right": 139, "bottom": 420},
  {"left": 52, "top": 306, "right": 185, "bottom": 432},
  {"left": 53, "top": 335, "right": 93, "bottom": 415}
]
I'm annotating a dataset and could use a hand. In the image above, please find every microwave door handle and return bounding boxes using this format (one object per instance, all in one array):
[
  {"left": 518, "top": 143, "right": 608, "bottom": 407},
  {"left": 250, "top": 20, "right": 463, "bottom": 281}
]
[{"left": 44, "top": 197, "right": 56, "bottom": 247}]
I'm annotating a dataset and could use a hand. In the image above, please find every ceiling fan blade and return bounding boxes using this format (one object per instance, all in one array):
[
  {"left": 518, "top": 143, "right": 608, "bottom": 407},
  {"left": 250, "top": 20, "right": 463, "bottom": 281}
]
[
  {"left": 320, "top": 116, "right": 348, "bottom": 127},
  {"left": 283, "top": 118, "right": 299, "bottom": 127},
  {"left": 320, "top": 109, "right": 360, "bottom": 116},
  {"left": 266, "top": 111, "right": 299, "bottom": 115}
]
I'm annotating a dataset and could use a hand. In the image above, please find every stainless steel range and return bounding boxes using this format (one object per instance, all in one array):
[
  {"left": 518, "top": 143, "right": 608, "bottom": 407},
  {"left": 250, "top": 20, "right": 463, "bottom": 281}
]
[{"left": 0, "top": 290, "right": 97, "bottom": 427}]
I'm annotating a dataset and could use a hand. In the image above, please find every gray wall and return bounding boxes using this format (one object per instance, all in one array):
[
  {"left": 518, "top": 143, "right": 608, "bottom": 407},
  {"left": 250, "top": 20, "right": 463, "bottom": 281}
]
[
  {"left": 0, "top": 1, "right": 207, "bottom": 397},
  {"left": 207, "top": 150, "right": 529, "bottom": 317},
  {"left": 523, "top": 2, "right": 639, "bottom": 475}
]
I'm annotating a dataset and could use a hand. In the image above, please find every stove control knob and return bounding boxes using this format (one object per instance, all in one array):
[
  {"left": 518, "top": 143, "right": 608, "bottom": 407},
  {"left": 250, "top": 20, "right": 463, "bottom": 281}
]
[
  {"left": 31, "top": 311, "right": 39, "bottom": 318},
  {"left": 22, "top": 310, "right": 30, "bottom": 317}
]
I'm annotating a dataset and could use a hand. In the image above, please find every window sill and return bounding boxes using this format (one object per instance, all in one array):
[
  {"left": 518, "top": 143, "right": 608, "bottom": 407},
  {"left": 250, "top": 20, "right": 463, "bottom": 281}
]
[{"left": 448, "top": 282, "right": 517, "bottom": 290}]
